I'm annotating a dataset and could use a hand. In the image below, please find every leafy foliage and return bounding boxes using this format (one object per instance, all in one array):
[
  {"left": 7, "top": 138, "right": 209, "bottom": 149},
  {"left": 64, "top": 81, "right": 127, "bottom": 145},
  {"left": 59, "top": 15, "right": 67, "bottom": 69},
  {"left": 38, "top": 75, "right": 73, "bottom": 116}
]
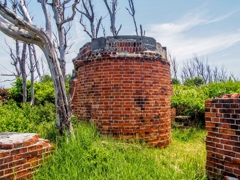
[
  {"left": 0, "top": 100, "right": 57, "bottom": 140},
  {"left": 171, "top": 78, "right": 181, "bottom": 85},
  {"left": 9, "top": 77, "right": 55, "bottom": 104},
  {"left": 9, "top": 74, "right": 72, "bottom": 104},
  {"left": 184, "top": 77, "right": 204, "bottom": 86},
  {"left": 171, "top": 81, "right": 240, "bottom": 123}
]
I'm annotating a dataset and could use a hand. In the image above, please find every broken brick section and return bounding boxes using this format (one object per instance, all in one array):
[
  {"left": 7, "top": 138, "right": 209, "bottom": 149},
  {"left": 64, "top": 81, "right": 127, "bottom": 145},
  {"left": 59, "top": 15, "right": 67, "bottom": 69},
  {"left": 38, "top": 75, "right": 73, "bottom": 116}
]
[
  {"left": 205, "top": 94, "right": 240, "bottom": 180},
  {"left": 0, "top": 133, "right": 54, "bottom": 179},
  {"left": 70, "top": 36, "right": 172, "bottom": 148}
]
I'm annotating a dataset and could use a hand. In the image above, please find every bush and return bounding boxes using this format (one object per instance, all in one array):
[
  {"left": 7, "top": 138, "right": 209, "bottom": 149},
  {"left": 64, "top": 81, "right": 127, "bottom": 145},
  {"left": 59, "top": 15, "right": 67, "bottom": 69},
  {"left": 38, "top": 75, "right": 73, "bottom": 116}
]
[
  {"left": 9, "top": 78, "right": 55, "bottom": 104},
  {"left": 171, "top": 78, "right": 181, "bottom": 85},
  {"left": 0, "top": 87, "right": 11, "bottom": 103},
  {"left": 0, "top": 100, "right": 57, "bottom": 140},
  {"left": 183, "top": 77, "right": 204, "bottom": 86},
  {"left": 171, "top": 81, "right": 240, "bottom": 124}
]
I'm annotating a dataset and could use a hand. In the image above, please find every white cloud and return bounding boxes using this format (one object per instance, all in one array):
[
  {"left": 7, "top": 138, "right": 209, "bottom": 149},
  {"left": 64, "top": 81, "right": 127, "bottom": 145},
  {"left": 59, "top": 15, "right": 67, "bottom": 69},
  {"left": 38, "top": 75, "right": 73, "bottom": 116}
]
[{"left": 147, "top": 10, "right": 240, "bottom": 62}]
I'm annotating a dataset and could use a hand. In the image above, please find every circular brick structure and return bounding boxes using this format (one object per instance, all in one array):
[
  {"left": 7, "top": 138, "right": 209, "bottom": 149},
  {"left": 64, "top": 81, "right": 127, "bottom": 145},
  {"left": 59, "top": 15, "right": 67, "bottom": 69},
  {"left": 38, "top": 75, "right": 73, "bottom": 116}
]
[{"left": 71, "top": 36, "right": 172, "bottom": 148}]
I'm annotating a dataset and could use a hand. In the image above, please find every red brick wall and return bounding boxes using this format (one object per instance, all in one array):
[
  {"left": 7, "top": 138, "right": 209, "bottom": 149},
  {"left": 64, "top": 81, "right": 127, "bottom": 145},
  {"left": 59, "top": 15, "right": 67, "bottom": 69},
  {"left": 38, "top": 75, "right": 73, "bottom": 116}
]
[
  {"left": 171, "top": 108, "right": 176, "bottom": 121},
  {"left": 0, "top": 133, "right": 53, "bottom": 179},
  {"left": 205, "top": 94, "right": 240, "bottom": 180},
  {"left": 71, "top": 41, "right": 172, "bottom": 148}
]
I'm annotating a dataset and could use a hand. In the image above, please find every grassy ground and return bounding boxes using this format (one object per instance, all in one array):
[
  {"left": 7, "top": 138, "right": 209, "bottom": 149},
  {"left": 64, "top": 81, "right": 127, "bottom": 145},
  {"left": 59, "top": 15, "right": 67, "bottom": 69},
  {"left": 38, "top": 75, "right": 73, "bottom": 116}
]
[{"left": 33, "top": 123, "right": 207, "bottom": 180}]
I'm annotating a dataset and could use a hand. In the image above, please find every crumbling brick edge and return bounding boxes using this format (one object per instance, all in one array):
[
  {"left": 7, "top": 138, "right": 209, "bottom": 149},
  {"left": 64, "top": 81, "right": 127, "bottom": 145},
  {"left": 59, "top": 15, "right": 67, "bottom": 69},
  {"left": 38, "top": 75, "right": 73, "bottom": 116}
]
[
  {"left": 205, "top": 94, "right": 240, "bottom": 180},
  {"left": 0, "top": 132, "right": 54, "bottom": 179}
]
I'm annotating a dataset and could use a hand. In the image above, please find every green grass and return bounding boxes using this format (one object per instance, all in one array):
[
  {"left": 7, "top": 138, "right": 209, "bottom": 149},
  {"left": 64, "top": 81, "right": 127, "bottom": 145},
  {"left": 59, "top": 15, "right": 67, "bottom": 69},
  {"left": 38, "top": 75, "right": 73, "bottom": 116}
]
[
  {"left": 0, "top": 101, "right": 207, "bottom": 179},
  {"left": 33, "top": 123, "right": 207, "bottom": 180}
]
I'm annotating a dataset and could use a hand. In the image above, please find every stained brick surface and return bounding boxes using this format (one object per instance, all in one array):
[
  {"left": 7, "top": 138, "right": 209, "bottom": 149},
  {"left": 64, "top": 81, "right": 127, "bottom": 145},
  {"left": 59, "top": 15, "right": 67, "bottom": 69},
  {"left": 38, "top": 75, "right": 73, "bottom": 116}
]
[
  {"left": 205, "top": 94, "right": 240, "bottom": 180},
  {"left": 0, "top": 133, "right": 53, "bottom": 180},
  {"left": 71, "top": 36, "right": 172, "bottom": 148}
]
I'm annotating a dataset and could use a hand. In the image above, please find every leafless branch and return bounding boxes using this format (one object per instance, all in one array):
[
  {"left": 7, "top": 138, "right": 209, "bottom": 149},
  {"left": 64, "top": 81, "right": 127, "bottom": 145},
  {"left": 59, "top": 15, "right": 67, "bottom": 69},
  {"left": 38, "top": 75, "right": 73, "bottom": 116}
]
[
  {"left": 168, "top": 52, "right": 178, "bottom": 79},
  {"left": 126, "top": 0, "right": 138, "bottom": 35},
  {"left": 101, "top": 23, "right": 106, "bottom": 37},
  {"left": 77, "top": 0, "right": 103, "bottom": 38},
  {"left": 79, "top": 14, "right": 92, "bottom": 38},
  {"left": 59, "top": 0, "right": 80, "bottom": 28},
  {"left": 103, "top": 0, "right": 121, "bottom": 36}
]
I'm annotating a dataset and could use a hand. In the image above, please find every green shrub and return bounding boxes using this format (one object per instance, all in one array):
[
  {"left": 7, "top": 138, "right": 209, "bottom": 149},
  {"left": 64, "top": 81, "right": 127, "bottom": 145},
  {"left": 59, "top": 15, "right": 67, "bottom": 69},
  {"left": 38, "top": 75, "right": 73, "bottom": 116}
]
[
  {"left": 9, "top": 74, "right": 72, "bottom": 104},
  {"left": 9, "top": 78, "right": 55, "bottom": 104},
  {"left": 184, "top": 77, "right": 204, "bottom": 86},
  {"left": 171, "top": 81, "right": 240, "bottom": 123},
  {"left": 171, "top": 78, "right": 181, "bottom": 85},
  {"left": 0, "top": 101, "right": 57, "bottom": 140}
]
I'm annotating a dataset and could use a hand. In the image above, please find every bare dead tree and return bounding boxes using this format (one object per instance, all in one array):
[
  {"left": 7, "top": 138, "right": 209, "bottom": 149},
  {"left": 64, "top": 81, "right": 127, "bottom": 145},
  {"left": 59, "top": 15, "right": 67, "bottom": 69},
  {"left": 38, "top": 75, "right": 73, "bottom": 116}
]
[
  {"left": 77, "top": 0, "right": 103, "bottom": 39},
  {"left": 218, "top": 66, "right": 228, "bottom": 82},
  {"left": 31, "top": 45, "right": 42, "bottom": 81},
  {"left": 28, "top": 43, "right": 34, "bottom": 106},
  {"left": 212, "top": 66, "right": 219, "bottom": 82},
  {"left": 3, "top": 39, "right": 21, "bottom": 78},
  {"left": 103, "top": 0, "right": 122, "bottom": 36},
  {"left": 126, "top": 0, "right": 138, "bottom": 36},
  {"left": 230, "top": 72, "right": 238, "bottom": 81},
  {"left": 206, "top": 64, "right": 212, "bottom": 83},
  {"left": 20, "top": 43, "right": 28, "bottom": 102},
  {"left": 79, "top": 14, "right": 91, "bottom": 38},
  {"left": 180, "top": 55, "right": 237, "bottom": 84},
  {"left": 168, "top": 52, "right": 178, "bottom": 79},
  {"left": 0, "top": 0, "right": 80, "bottom": 135},
  {"left": 181, "top": 59, "right": 196, "bottom": 82},
  {"left": 41, "top": 0, "right": 80, "bottom": 77},
  {"left": 193, "top": 56, "right": 207, "bottom": 83}
]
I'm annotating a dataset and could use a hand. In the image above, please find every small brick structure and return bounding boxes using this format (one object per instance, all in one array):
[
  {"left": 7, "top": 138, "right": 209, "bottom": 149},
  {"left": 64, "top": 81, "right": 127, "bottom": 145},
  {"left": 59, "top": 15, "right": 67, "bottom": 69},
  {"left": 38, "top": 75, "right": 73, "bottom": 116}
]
[
  {"left": 70, "top": 36, "right": 172, "bottom": 148},
  {"left": 205, "top": 94, "right": 240, "bottom": 180},
  {"left": 0, "top": 132, "right": 53, "bottom": 180}
]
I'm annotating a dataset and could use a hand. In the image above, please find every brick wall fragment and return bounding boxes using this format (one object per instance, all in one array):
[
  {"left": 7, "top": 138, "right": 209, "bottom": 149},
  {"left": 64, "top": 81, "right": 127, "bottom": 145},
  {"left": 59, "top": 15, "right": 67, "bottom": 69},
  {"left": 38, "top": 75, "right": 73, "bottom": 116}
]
[
  {"left": 0, "top": 132, "right": 53, "bottom": 180},
  {"left": 205, "top": 94, "right": 240, "bottom": 180}
]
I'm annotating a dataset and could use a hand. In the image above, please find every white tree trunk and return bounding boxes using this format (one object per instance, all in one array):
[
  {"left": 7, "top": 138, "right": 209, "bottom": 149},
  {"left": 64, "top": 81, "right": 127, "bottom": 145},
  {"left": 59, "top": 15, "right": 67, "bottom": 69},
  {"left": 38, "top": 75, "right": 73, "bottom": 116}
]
[
  {"left": 28, "top": 44, "right": 34, "bottom": 106},
  {"left": 20, "top": 43, "right": 27, "bottom": 103},
  {"left": 0, "top": 2, "right": 72, "bottom": 134}
]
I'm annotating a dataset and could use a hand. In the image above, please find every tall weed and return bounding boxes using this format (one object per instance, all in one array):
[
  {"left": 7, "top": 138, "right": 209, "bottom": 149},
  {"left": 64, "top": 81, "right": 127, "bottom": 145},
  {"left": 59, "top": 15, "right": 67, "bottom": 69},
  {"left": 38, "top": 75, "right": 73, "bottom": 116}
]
[{"left": 34, "top": 123, "right": 207, "bottom": 180}]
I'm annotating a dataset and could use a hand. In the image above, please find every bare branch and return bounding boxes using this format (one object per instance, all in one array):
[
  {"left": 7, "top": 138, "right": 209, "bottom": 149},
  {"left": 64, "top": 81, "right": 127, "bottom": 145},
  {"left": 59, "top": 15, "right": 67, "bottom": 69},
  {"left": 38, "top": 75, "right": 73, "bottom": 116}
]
[
  {"left": 140, "top": 24, "right": 142, "bottom": 35},
  {"left": 59, "top": 0, "right": 80, "bottom": 28},
  {"left": 38, "top": 0, "right": 52, "bottom": 38},
  {"left": 1, "top": 73, "right": 17, "bottom": 76},
  {"left": 0, "top": 3, "right": 45, "bottom": 41},
  {"left": 4, "top": 39, "right": 21, "bottom": 77},
  {"left": 31, "top": 45, "right": 43, "bottom": 81},
  {"left": 126, "top": 0, "right": 138, "bottom": 35},
  {"left": 0, "top": 17, "right": 43, "bottom": 46},
  {"left": 79, "top": 14, "right": 92, "bottom": 38},
  {"left": 168, "top": 52, "right": 178, "bottom": 79},
  {"left": 103, "top": 0, "right": 121, "bottom": 36},
  {"left": 77, "top": 0, "right": 103, "bottom": 38},
  {"left": 101, "top": 23, "right": 106, "bottom": 37},
  {"left": 0, "top": 79, "right": 15, "bottom": 83},
  {"left": 95, "top": 16, "right": 102, "bottom": 38},
  {"left": 116, "top": 24, "right": 121, "bottom": 35}
]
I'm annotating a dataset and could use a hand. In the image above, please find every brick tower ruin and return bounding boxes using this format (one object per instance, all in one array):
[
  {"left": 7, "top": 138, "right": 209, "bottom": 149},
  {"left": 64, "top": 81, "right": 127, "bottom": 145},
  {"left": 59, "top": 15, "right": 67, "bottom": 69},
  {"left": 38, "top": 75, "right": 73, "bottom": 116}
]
[{"left": 70, "top": 36, "right": 172, "bottom": 148}]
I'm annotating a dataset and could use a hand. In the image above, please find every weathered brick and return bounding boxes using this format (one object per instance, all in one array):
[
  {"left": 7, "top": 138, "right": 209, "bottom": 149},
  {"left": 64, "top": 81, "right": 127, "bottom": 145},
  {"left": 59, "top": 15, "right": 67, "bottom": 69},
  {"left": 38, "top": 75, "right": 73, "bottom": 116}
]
[
  {"left": 0, "top": 133, "right": 53, "bottom": 180},
  {"left": 71, "top": 39, "right": 171, "bottom": 148},
  {"left": 205, "top": 95, "right": 240, "bottom": 179}
]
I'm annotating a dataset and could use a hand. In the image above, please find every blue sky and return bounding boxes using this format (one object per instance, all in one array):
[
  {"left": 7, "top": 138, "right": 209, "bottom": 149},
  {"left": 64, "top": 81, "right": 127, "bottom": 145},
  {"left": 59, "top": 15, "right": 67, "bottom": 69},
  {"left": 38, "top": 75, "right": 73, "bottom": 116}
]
[{"left": 0, "top": 0, "right": 240, "bottom": 87}]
